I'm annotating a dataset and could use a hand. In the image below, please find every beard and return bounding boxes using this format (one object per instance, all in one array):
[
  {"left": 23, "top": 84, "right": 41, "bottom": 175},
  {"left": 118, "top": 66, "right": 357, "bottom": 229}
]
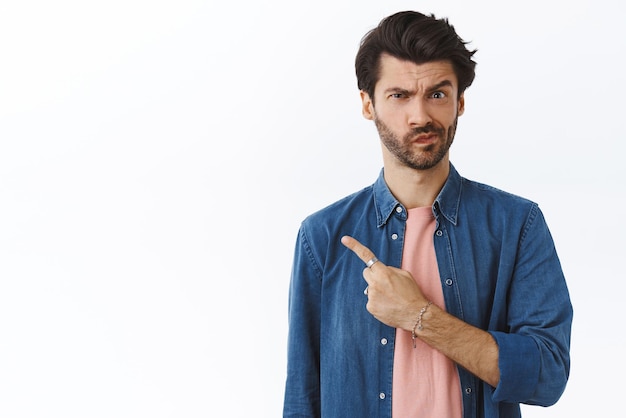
[{"left": 374, "top": 116, "right": 458, "bottom": 171}]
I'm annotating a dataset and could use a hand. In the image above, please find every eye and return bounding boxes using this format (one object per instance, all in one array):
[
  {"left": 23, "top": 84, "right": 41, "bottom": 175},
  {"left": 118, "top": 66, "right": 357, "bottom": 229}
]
[
  {"left": 431, "top": 91, "right": 447, "bottom": 99},
  {"left": 390, "top": 93, "right": 405, "bottom": 99}
]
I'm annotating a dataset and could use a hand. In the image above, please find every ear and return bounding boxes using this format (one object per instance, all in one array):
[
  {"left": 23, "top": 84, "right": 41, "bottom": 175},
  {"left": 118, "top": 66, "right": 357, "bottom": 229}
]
[
  {"left": 360, "top": 90, "right": 375, "bottom": 120},
  {"left": 457, "top": 93, "right": 465, "bottom": 116}
]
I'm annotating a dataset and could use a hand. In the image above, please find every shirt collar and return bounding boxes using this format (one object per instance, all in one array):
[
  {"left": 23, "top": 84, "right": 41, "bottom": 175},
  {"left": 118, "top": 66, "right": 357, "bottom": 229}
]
[
  {"left": 434, "top": 163, "right": 461, "bottom": 226},
  {"left": 372, "top": 168, "right": 402, "bottom": 227},
  {"left": 372, "top": 163, "right": 462, "bottom": 227}
]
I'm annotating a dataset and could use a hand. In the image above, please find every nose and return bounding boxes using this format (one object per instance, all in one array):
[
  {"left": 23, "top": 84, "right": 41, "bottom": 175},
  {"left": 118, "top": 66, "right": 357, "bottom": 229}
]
[{"left": 407, "top": 98, "right": 433, "bottom": 127}]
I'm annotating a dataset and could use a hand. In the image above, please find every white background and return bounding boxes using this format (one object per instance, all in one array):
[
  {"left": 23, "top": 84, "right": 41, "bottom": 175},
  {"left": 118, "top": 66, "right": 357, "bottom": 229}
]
[{"left": 0, "top": 0, "right": 624, "bottom": 416}]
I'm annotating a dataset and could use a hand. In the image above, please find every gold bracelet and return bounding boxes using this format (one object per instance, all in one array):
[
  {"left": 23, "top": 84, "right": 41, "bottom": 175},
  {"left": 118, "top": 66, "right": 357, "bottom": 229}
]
[{"left": 411, "top": 301, "right": 433, "bottom": 348}]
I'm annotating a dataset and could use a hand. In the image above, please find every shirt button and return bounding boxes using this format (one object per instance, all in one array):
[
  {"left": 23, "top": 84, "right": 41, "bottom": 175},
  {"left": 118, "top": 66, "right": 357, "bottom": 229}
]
[
  {"left": 465, "top": 387, "right": 472, "bottom": 394},
  {"left": 380, "top": 338, "right": 388, "bottom": 345},
  {"left": 445, "top": 278, "right": 453, "bottom": 286},
  {"left": 436, "top": 230, "right": 443, "bottom": 236},
  {"left": 391, "top": 233, "right": 398, "bottom": 240},
  {"left": 396, "top": 207, "right": 403, "bottom": 213},
  {"left": 379, "top": 392, "right": 386, "bottom": 400}
]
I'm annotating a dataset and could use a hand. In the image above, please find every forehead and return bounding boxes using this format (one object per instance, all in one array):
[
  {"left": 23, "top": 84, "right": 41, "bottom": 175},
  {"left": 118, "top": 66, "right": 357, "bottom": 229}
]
[{"left": 376, "top": 54, "right": 458, "bottom": 92}]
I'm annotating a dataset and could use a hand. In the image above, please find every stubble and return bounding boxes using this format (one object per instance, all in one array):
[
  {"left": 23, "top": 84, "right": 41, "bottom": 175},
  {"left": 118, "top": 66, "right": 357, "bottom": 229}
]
[{"left": 374, "top": 117, "right": 458, "bottom": 171}]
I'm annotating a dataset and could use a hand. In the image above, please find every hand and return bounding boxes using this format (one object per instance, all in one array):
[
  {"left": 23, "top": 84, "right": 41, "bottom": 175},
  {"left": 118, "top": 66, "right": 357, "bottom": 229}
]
[
  {"left": 342, "top": 235, "right": 501, "bottom": 386},
  {"left": 341, "top": 235, "right": 428, "bottom": 331}
]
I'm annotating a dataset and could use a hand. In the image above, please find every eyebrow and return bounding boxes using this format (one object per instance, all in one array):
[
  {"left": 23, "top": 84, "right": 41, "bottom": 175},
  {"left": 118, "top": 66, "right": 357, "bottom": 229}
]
[
  {"left": 428, "top": 80, "right": 454, "bottom": 92},
  {"left": 384, "top": 80, "right": 454, "bottom": 96}
]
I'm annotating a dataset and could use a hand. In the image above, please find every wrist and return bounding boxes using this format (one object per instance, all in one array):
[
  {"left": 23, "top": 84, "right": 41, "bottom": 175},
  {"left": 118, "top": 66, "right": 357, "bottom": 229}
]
[{"left": 411, "top": 301, "right": 433, "bottom": 348}]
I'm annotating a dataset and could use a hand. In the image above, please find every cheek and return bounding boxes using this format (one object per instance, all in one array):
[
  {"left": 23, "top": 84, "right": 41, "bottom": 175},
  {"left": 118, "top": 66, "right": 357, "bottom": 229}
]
[
  {"left": 434, "top": 107, "right": 459, "bottom": 127},
  {"left": 376, "top": 107, "right": 404, "bottom": 126}
]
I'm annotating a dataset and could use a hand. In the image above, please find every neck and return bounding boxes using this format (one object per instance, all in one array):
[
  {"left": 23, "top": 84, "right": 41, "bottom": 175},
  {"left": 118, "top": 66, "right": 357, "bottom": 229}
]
[{"left": 382, "top": 157, "right": 450, "bottom": 209}]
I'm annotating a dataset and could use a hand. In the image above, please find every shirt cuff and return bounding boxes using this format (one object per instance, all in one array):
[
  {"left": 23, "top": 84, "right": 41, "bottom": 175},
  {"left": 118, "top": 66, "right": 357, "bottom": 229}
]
[{"left": 489, "top": 331, "right": 540, "bottom": 402}]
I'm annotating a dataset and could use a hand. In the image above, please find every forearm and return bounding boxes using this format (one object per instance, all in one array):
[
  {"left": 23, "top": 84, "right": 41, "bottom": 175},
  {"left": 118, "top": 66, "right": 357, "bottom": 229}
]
[{"left": 410, "top": 303, "right": 500, "bottom": 387}]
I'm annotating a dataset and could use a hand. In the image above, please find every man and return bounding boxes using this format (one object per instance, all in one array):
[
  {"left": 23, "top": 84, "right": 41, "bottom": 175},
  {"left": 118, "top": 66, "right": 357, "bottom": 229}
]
[{"left": 283, "top": 10, "right": 572, "bottom": 418}]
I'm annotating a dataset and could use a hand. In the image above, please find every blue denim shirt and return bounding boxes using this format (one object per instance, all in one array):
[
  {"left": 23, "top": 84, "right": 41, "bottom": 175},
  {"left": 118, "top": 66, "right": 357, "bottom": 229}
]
[{"left": 283, "top": 164, "right": 573, "bottom": 418}]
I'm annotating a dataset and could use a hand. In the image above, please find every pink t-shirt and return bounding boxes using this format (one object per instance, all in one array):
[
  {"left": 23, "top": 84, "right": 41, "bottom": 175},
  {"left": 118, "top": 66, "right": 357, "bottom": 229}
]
[{"left": 392, "top": 206, "right": 462, "bottom": 417}]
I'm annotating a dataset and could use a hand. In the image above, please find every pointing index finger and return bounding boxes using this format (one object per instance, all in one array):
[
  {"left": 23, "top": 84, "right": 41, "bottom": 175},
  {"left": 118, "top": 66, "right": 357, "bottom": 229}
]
[{"left": 341, "top": 235, "right": 384, "bottom": 267}]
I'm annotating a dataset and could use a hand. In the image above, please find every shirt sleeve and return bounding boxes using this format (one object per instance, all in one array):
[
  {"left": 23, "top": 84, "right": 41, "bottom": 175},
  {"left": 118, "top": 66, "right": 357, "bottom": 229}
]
[
  {"left": 490, "top": 205, "right": 573, "bottom": 405},
  {"left": 283, "top": 223, "right": 323, "bottom": 417}
]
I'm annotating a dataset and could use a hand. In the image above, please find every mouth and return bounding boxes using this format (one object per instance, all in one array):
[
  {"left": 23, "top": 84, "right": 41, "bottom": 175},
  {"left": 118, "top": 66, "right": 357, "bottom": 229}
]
[{"left": 411, "top": 133, "right": 438, "bottom": 145}]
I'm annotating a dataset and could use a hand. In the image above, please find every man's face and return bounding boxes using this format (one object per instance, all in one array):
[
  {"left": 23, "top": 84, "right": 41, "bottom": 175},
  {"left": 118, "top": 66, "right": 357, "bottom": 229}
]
[{"left": 360, "top": 54, "right": 464, "bottom": 171}]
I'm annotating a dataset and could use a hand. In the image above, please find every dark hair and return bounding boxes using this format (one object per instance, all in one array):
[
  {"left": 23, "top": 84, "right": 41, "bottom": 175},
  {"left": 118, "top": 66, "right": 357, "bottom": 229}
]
[{"left": 355, "top": 11, "right": 477, "bottom": 101}]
